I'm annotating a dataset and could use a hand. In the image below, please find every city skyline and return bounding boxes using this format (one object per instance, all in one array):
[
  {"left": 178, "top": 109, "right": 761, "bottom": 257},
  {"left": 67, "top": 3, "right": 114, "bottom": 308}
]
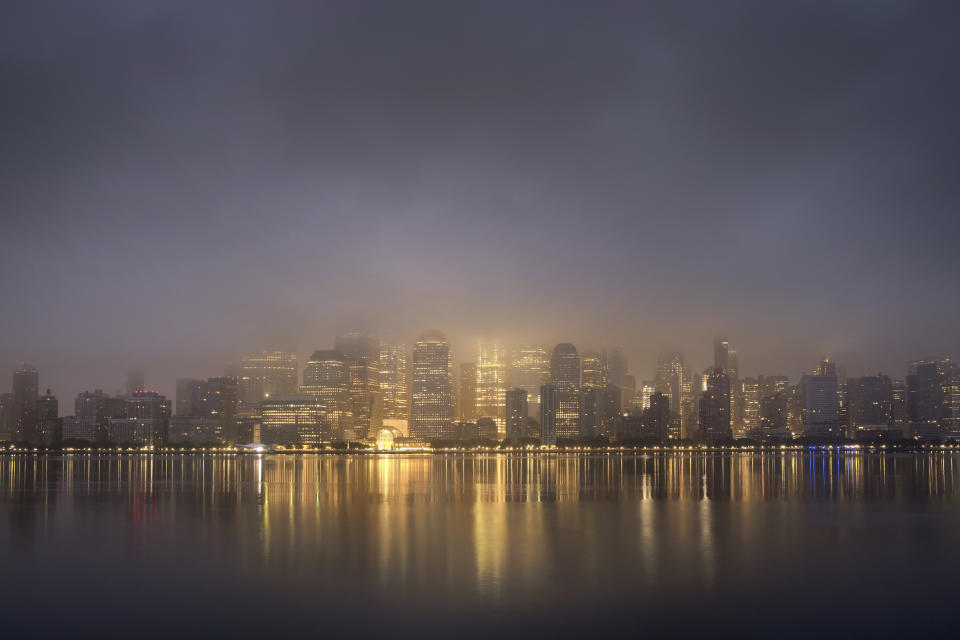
[{"left": 2, "top": 2, "right": 960, "bottom": 406}]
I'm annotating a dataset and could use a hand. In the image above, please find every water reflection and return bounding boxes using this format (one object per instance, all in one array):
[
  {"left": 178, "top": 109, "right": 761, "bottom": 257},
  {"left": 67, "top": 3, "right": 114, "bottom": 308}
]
[{"left": 2, "top": 452, "right": 960, "bottom": 634}]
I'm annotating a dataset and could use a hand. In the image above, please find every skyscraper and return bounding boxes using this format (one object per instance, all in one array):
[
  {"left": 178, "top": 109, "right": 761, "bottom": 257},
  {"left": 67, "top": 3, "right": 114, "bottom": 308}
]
[
  {"left": 301, "top": 350, "right": 350, "bottom": 440},
  {"left": 238, "top": 349, "right": 298, "bottom": 408},
  {"left": 847, "top": 374, "right": 897, "bottom": 438},
  {"left": 906, "top": 358, "right": 954, "bottom": 439},
  {"left": 13, "top": 365, "right": 39, "bottom": 442},
  {"left": 548, "top": 343, "right": 580, "bottom": 439},
  {"left": 175, "top": 378, "right": 205, "bottom": 416},
  {"left": 698, "top": 367, "right": 731, "bottom": 441},
  {"left": 73, "top": 390, "right": 127, "bottom": 443},
  {"left": 802, "top": 359, "right": 840, "bottom": 438},
  {"left": 580, "top": 351, "right": 605, "bottom": 389},
  {"left": 601, "top": 345, "right": 628, "bottom": 389},
  {"left": 509, "top": 346, "right": 548, "bottom": 424},
  {"left": 459, "top": 362, "right": 477, "bottom": 422},
  {"left": 0, "top": 393, "right": 15, "bottom": 441},
  {"left": 410, "top": 330, "right": 452, "bottom": 442},
  {"left": 714, "top": 337, "right": 730, "bottom": 373},
  {"left": 36, "top": 389, "right": 61, "bottom": 445},
  {"left": 655, "top": 351, "right": 687, "bottom": 438},
  {"left": 108, "top": 390, "right": 171, "bottom": 445},
  {"left": 379, "top": 342, "right": 409, "bottom": 432},
  {"left": 505, "top": 388, "right": 528, "bottom": 441},
  {"left": 476, "top": 343, "right": 507, "bottom": 434},
  {"left": 579, "top": 384, "right": 620, "bottom": 439},
  {"left": 334, "top": 331, "right": 380, "bottom": 440}
]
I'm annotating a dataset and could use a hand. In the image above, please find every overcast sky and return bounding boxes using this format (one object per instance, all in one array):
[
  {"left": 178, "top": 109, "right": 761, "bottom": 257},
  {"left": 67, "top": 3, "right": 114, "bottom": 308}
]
[{"left": 2, "top": 1, "right": 959, "bottom": 402}]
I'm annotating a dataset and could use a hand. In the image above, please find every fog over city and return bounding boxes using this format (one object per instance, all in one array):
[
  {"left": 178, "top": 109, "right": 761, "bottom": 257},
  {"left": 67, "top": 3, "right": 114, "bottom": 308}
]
[{"left": 2, "top": 1, "right": 959, "bottom": 401}]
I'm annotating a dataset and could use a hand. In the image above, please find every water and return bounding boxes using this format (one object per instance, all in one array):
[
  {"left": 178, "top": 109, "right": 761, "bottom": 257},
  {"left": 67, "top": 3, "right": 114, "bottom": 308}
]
[{"left": 2, "top": 452, "right": 959, "bottom": 637}]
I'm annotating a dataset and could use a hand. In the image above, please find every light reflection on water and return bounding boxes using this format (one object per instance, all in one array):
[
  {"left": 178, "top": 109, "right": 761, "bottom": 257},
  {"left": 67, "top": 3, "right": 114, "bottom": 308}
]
[{"left": 2, "top": 452, "right": 960, "bottom": 636}]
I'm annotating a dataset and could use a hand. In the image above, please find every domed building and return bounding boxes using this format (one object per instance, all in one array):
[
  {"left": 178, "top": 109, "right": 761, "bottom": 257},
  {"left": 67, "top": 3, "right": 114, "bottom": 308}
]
[{"left": 375, "top": 426, "right": 403, "bottom": 451}]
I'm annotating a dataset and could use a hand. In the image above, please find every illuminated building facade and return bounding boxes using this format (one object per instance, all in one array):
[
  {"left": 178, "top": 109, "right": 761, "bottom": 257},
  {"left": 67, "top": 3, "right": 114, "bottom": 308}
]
[
  {"left": 847, "top": 374, "right": 898, "bottom": 438},
  {"left": 548, "top": 343, "right": 581, "bottom": 439},
  {"left": 106, "top": 390, "right": 171, "bottom": 445},
  {"left": 74, "top": 390, "right": 127, "bottom": 443},
  {"left": 476, "top": 343, "right": 507, "bottom": 435},
  {"left": 379, "top": 342, "right": 409, "bottom": 429},
  {"left": 301, "top": 350, "right": 350, "bottom": 440},
  {"left": 580, "top": 351, "right": 605, "bottom": 389},
  {"left": 655, "top": 351, "right": 687, "bottom": 438},
  {"left": 260, "top": 395, "right": 328, "bottom": 445},
  {"left": 579, "top": 384, "right": 620, "bottom": 438},
  {"left": 906, "top": 358, "right": 956, "bottom": 439},
  {"left": 334, "top": 332, "right": 380, "bottom": 440},
  {"left": 410, "top": 330, "right": 452, "bottom": 442},
  {"left": 238, "top": 350, "right": 298, "bottom": 408}
]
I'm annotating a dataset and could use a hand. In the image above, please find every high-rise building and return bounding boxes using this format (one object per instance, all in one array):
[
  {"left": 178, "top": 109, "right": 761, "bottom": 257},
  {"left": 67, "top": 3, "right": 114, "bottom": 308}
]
[
  {"left": 459, "top": 362, "right": 477, "bottom": 422},
  {"left": 579, "top": 384, "right": 620, "bottom": 439},
  {"left": 741, "top": 378, "right": 761, "bottom": 434},
  {"left": 802, "top": 359, "right": 840, "bottom": 438},
  {"left": 379, "top": 342, "right": 409, "bottom": 431},
  {"left": 238, "top": 350, "right": 298, "bottom": 408},
  {"left": 260, "top": 395, "right": 329, "bottom": 445},
  {"left": 410, "top": 330, "right": 452, "bottom": 442},
  {"left": 759, "top": 392, "right": 788, "bottom": 432},
  {"left": 301, "top": 350, "right": 350, "bottom": 440},
  {"left": 644, "top": 391, "right": 671, "bottom": 441},
  {"left": 126, "top": 370, "right": 145, "bottom": 396},
  {"left": 108, "top": 390, "right": 171, "bottom": 445},
  {"left": 601, "top": 345, "right": 628, "bottom": 389},
  {"left": 906, "top": 359, "right": 954, "bottom": 439},
  {"left": 35, "top": 389, "right": 61, "bottom": 445},
  {"left": 334, "top": 331, "right": 380, "bottom": 440},
  {"left": 847, "top": 374, "right": 898, "bottom": 438},
  {"left": 175, "top": 378, "right": 205, "bottom": 416},
  {"left": 698, "top": 368, "right": 731, "bottom": 440},
  {"left": 580, "top": 351, "right": 605, "bottom": 389},
  {"left": 714, "top": 337, "right": 730, "bottom": 373},
  {"left": 73, "top": 390, "right": 127, "bottom": 442},
  {"left": 0, "top": 393, "right": 15, "bottom": 441},
  {"left": 199, "top": 377, "right": 240, "bottom": 442},
  {"left": 509, "top": 346, "right": 548, "bottom": 423},
  {"left": 539, "top": 383, "right": 558, "bottom": 446},
  {"left": 655, "top": 351, "right": 687, "bottom": 438},
  {"left": 505, "top": 388, "right": 528, "bottom": 441},
  {"left": 476, "top": 343, "right": 507, "bottom": 434},
  {"left": 549, "top": 343, "right": 581, "bottom": 439},
  {"left": 13, "top": 365, "right": 39, "bottom": 442}
]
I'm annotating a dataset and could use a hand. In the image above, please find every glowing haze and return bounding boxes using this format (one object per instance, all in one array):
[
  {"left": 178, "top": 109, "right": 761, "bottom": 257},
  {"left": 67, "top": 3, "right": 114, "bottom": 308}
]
[{"left": 2, "top": 1, "right": 959, "bottom": 401}]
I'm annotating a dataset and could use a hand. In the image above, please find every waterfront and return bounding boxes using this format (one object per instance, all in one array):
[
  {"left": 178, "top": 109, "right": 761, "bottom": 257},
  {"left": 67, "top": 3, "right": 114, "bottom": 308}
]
[{"left": 2, "top": 452, "right": 959, "bottom": 636}]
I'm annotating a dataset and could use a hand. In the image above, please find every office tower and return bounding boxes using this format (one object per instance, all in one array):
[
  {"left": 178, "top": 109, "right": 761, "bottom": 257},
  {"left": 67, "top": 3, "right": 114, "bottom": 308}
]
[
  {"left": 759, "top": 392, "right": 788, "bottom": 431},
  {"left": 802, "top": 359, "right": 840, "bottom": 437},
  {"left": 0, "top": 393, "right": 15, "bottom": 441},
  {"left": 199, "top": 376, "right": 240, "bottom": 442},
  {"left": 580, "top": 351, "right": 605, "bottom": 389},
  {"left": 13, "top": 365, "right": 39, "bottom": 442},
  {"left": 260, "top": 395, "right": 328, "bottom": 445},
  {"left": 891, "top": 380, "right": 909, "bottom": 437},
  {"left": 714, "top": 337, "right": 730, "bottom": 372},
  {"left": 36, "top": 389, "right": 61, "bottom": 445},
  {"left": 301, "top": 350, "right": 350, "bottom": 440},
  {"left": 237, "top": 349, "right": 298, "bottom": 409},
  {"left": 73, "top": 390, "right": 127, "bottom": 443},
  {"left": 847, "top": 375, "right": 897, "bottom": 438},
  {"left": 643, "top": 391, "right": 671, "bottom": 440},
  {"left": 459, "top": 363, "right": 477, "bottom": 422},
  {"left": 476, "top": 343, "right": 507, "bottom": 434},
  {"left": 906, "top": 358, "right": 954, "bottom": 439},
  {"left": 168, "top": 416, "right": 219, "bottom": 445},
  {"left": 619, "top": 374, "right": 637, "bottom": 411},
  {"left": 176, "top": 378, "right": 205, "bottom": 416},
  {"left": 579, "top": 384, "right": 620, "bottom": 439},
  {"left": 379, "top": 342, "right": 409, "bottom": 433},
  {"left": 549, "top": 343, "right": 581, "bottom": 439},
  {"left": 601, "top": 345, "right": 628, "bottom": 389},
  {"left": 637, "top": 381, "right": 655, "bottom": 411},
  {"left": 410, "top": 330, "right": 453, "bottom": 442},
  {"left": 509, "top": 346, "right": 549, "bottom": 423},
  {"left": 126, "top": 369, "right": 145, "bottom": 396},
  {"left": 655, "top": 351, "right": 687, "bottom": 437},
  {"left": 505, "top": 388, "right": 528, "bottom": 441},
  {"left": 108, "top": 390, "right": 171, "bottom": 445},
  {"left": 741, "top": 378, "right": 761, "bottom": 434},
  {"left": 539, "top": 383, "right": 558, "bottom": 445},
  {"left": 698, "top": 368, "right": 731, "bottom": 440},
  {"left": 334, "top": 331, "right": 380, "bottom": 440}
]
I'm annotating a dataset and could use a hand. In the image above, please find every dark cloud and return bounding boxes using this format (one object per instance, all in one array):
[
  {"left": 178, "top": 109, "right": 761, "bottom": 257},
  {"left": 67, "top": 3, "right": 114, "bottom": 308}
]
[{"left": 1, "top": 1, "right": 959, "bottom": 400}]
